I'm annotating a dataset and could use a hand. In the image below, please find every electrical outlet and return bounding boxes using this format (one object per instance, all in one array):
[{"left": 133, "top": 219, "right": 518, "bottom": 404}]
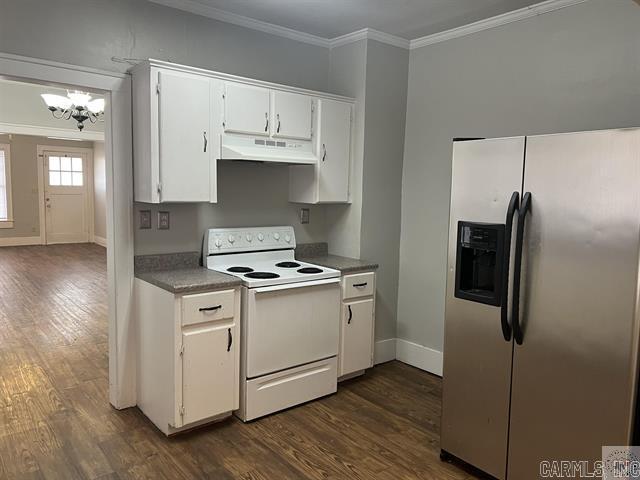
[
  {"left": 139, "top": 210, "right": 152, "bottom": 229},
  {"left": 300, "top": 208, "right": 310, "bottom": 224},
  {"left": 158, "top": 211, "right": 170, "bottom": 230}
]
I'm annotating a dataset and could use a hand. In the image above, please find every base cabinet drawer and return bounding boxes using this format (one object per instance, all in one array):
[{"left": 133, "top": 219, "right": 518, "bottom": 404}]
[
  {"left": 342, "top": 272, "right": 375, "bottom": 300},
  {"left": 339, "top": 299, "right": 375, "bottom": 376},
  {"left": 182, "top": 289, "right": 235, "bottom": 327}
]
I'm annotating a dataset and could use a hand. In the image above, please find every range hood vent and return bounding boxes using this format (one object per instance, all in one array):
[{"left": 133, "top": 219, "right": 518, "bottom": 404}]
[{"left": 220, "top": 134, "right": 317, "bottom": 165}]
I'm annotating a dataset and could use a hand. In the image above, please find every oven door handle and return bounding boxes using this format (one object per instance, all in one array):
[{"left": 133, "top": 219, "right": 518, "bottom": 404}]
[{"left": 253, "top": 277, "right": 340, "bottom": 293}]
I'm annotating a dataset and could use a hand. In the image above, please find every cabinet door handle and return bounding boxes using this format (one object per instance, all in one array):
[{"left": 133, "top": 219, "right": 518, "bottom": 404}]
[
  {"left": 203, "top": 131, "right": 208, "bottom": 152},
  {"left": 199, "top": 305, "right": 221, "bottom": 312},
  {"left": 227, "top": 328, "right": 233, "bottom": 352},
  {"left": 265, "top": 113, "right": 269, "bottom": 132},
  {"left": 277, "top": 114, "right": 281, "bottom": 133},
  {"left": 322, "top": 143, "right": 327, "bottom": 162},
  {"left": 353, "top": 282, "right": 367, "bottom": 288},
  {"left": 347, "top": 305, "right": 353, "bottom": 325}
]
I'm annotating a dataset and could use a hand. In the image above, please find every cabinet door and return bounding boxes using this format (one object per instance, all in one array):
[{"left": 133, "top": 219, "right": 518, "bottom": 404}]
[
  {"left": 223, "top": 82, "right": 270, "bottom": 136},
  {"left": 340, "top": 299, "right": 374, "bottom": 376},
  {"left": 181, "top": 322, "right": 237, "bottom": 425},
  {"left": 318, "top": 99, "right": 351, "bottom": 202},
  {"left": 158, "top": 70, "right": 211, "bottom": 202},
  {"left": 272, "top": 91, "right": 312, "bottom": 140}
]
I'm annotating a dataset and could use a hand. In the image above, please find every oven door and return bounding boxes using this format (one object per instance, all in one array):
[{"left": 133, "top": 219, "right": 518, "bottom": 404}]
[{"left": 245, "top": 278, "right": 340, "bottom": 378}]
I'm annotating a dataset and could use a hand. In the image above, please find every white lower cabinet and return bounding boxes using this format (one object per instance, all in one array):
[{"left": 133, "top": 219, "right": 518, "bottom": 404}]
[
  {"left": 135, "top": 279, "right": 240, "bottom": 435},
  {"left": 338, "top": 272, "right": 376, "bottom": 379}
]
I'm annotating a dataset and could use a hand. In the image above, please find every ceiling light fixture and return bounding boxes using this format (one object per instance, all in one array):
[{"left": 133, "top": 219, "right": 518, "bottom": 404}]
[{"left": 41, "top": 90, "right": 105, "bottom": 131}]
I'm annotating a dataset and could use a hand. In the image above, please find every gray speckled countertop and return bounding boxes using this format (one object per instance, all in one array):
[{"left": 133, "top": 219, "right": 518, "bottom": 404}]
[
  {"left": 300, "top": 254, "right": 378, "bottom": 274},
  {"left": 134, "top": 252, "right": 241, "bottom": 294},
  {"left": 296, "top": 244, "right": 378, "bottom": 273},
  {"left": 136, "top": 268, "right": 241, "bottom": 294}
]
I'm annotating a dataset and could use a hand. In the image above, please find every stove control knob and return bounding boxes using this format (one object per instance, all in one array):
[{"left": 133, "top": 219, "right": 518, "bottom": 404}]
[
  {"left": 228, "top": 234, "right": 235, "bottom": 244},
  {"left": 274, "top": 232, "right": 280, "bottom": 241},
  {"left": 257, "top": 233, "right": 264, "bottom": 242},
  {"left": 246, "top": 234, "right": 253, "bottom": 242},
  {"left": 285, "top": 234, "right": 291, "bottom": 243},
  {"left": 214, "top": 238, "right": 222, "bottom": 248}
]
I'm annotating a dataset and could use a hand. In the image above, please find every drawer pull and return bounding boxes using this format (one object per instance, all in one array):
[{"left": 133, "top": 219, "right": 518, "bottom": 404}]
[
  {"left": 227, "top": 328, "right": 233, "bottom": 352},
  {"left": 353, "top": 282, "right": 368, "bottom": 288},
  {"left": 348, "top": 305, "right": 353, "bottom": 325},
  {"left": 199, "top": 305, "right": 222, "bottom": 312}
]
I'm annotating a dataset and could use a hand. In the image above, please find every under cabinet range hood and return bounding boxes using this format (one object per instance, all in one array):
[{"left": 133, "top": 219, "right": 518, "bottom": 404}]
[{"left": 220, "top": 134, "right": 317, "bottom": 165}]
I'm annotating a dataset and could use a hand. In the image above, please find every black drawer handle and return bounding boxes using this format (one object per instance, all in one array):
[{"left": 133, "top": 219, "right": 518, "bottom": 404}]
[
  {"left": 199, "top": 305, "right": 222, "bottom": 312},
  {"left": 348, "top": 305, "right": 353, "bottom": 324},
  {"left": 353, "top": 282, "right": 368, "bottom": 288},
  {"left": 227, "top": 328, "right": 232, "bottom": 352}
]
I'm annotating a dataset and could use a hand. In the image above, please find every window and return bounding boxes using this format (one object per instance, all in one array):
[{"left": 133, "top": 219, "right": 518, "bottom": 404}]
[
  {"left": 0, "top": 144, "right": 13, "bottom": 227},
  {"left": 49, "top": 155, "right": 83, "bottom": 186}
]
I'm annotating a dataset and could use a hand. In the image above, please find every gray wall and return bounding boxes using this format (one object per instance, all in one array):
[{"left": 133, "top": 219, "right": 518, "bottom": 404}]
[
  {"left": 93, "top": 141, "right": 107, "bottom": 239},
  {"left": 361, "top": 40, "right": 408, "bottom": 341},
  {"left": 1, "top": 0, "right": 335, "bottom": 255},
  {"left": 0, "top": 134, "right": 94, "bottom": 238},
  {"left": 398, "top": 0, "right": 640, "bottom": 352},
  {"left": 325, "top": 39, "right": 368, "bottom": 260}
]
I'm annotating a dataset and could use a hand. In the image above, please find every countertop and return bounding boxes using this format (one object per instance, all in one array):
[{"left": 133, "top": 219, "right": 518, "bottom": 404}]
[
  {"left": 300, "top": 254, "right": 378, "bottom": 274},
  {"left": 135, "top": 267, "right": 241, "bottom": 294},
  {"left": 134, "top": 247, "right": 377, "bottom": 294}
]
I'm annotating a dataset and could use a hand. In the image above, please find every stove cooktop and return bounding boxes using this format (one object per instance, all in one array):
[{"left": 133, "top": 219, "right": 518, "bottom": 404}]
[{"left": 207, "top": 250, "right": 340, "bottom": 288}]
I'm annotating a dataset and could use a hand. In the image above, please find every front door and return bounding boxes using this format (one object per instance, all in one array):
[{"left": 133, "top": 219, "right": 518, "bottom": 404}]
[{"left": 44, "top": 152, "right": 89, "bottom": 244}]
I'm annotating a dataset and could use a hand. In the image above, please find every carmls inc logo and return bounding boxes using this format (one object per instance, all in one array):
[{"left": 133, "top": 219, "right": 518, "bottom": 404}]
[{"left": 602, "top": 446, "right": 640, "bottom": 480}]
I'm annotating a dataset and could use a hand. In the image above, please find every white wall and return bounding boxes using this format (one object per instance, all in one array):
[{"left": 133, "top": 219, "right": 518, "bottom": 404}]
[
  {"left": 398, "top": 0, "right": 640, "bottom": 356},
  {"left": 93, "top": 141, "right": 106, "bottom": 240}
]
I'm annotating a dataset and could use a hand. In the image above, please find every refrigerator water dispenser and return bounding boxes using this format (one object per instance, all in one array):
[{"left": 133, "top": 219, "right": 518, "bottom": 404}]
[{"left": 455, "top": 222, "right": 505, "bottom": 306}]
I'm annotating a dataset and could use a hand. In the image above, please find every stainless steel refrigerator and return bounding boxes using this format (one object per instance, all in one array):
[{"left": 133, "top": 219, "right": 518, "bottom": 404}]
[{"left": 441, "top": 128, "right": 640, "bottom": 479}]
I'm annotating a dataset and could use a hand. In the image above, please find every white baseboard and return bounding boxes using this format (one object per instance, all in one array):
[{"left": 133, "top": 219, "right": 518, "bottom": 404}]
[
  {"left": 374, "top": 338, "right": 397, "bottom": 365},
  {"left": 0, "top": 235, "right": 42, "bottom": 247},
  {"left": 395, "top": 338, "right": 443, "bottom": 376},
  {"left": 93, "top": 235, "right": 107, "bottom": 247}
]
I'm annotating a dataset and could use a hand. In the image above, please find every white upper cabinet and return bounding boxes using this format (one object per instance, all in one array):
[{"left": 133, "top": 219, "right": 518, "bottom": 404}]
[
  {"left": 289, "top": 98, "right": 352, "bottom": 204},
  {"left": 223, "top": 83, "right": 270, "bottom": 136},
  {"left": 158, "top": 70, "right": 211, "bottom": 202},
  {"left": 271, "top": 91, "right": 312, "bottom": 140}
]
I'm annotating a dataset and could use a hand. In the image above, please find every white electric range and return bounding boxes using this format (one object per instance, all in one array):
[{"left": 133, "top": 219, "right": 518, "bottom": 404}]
[{"left": 204, "top": 226, "right": 340, "bottom": 421}]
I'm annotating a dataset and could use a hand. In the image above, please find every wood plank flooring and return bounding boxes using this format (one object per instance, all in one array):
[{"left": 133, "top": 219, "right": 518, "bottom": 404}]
[{"left": 0, "top": 244, "right": 481, "bottom": 479}]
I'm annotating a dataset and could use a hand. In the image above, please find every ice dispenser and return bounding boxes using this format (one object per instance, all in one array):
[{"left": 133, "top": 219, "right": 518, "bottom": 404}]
[{"left": 455, "top": 222, "right": 505, "bottom": 306}]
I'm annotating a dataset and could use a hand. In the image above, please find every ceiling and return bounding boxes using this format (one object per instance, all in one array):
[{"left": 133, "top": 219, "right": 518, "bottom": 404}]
[{"left": 155, "top": 0, "right": 544, "bottom": 40}]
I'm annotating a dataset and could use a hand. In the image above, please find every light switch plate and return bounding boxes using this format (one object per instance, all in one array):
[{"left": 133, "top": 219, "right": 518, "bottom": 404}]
[
  {"left": 300, "top": 208, "right": 310, "bottom": 224},
  {"left": 158, "top": 211, "right": 170, "bottom": 230},
  {"left": 139, "top": 210, "right": 152, "bottom": 229}
]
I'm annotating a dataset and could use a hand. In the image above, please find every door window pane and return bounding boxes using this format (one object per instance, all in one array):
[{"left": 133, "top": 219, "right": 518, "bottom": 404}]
[
  {"left": 72, "top": 172, "right": 83, "bottom": 186},
  {"left": 49, "top": 171, "right": 61, "bottom": 186},
  {"left": 48, "top": 154, "right": 84, "bottom": 186},
  {"left": 49, "top": 156, "right": 60, "bottom": 170},
  {"left": 60, "top": 157, "right": 71, "bottom": 171},
  {"left": 60, "top": 171, "right": 72, "bottom": 185},
  {"left": 72, "top": 157, "right": 82, "bottom": 172}
]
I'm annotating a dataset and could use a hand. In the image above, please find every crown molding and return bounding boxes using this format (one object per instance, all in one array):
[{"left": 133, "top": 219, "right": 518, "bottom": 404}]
[
  {"left": 147, "top": 0, "right": 590, "bottom": 53},
  {"left": 409, "top": 0, "right": 590, "bottom": 50},
  {"left": 329, "top": 28, "right": 410, "bottom": 50},
  {"left": 148, "top": 0, "right": 331, "bottom": 48}
]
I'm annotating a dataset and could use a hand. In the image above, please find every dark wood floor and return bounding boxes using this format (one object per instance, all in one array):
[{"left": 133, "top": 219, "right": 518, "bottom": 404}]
[{"left": 0, "top": 244, "right": 479, "bottom": 479}]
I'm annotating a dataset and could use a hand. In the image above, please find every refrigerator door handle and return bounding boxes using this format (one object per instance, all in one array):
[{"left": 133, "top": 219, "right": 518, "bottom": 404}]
[
  {"left": 500, "top": 191, "right": 519, "bottom": 341},
  {"left": 512, "top": 191, "right": 531, "bottom": 345}
]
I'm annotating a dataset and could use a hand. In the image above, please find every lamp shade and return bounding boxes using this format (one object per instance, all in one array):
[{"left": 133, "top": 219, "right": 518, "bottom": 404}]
[{"left": 41, "top": 94, "right": 72, "bottom": 110}]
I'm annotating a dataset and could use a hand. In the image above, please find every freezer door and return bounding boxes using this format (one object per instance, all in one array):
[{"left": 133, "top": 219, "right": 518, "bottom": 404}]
[
  {"left": 507, "top": 129, "right": 640, "bottom": 479},
  {"left": 442, "top": 137, "right": 525, "bottom": 479}
]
